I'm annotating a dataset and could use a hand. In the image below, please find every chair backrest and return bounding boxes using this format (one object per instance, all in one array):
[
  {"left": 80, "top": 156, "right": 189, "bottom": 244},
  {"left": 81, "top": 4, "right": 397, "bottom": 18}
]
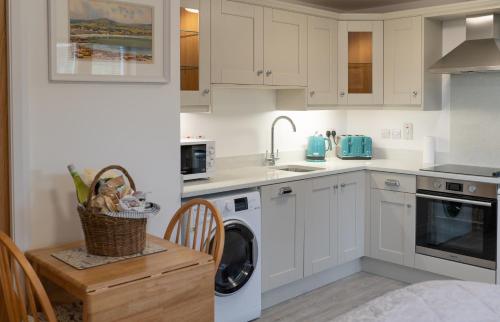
[
  {"left": 164, "top": 199, "right": 225, "bottom": 269},
  {"left": 0, "top": 231, "right": 57, "bottom": 322}
]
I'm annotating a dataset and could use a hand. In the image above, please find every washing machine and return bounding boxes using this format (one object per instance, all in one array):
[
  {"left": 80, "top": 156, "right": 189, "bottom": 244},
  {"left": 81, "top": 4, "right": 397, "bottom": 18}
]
[{"left": 204, "top": 189, "right": 262, "bottom": 322}]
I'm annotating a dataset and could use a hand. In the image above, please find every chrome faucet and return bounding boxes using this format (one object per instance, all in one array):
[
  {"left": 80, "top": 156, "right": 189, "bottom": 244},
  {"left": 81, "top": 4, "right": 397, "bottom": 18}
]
[{"left": 266, "top": 116, "right": 297, "bottom": 166}]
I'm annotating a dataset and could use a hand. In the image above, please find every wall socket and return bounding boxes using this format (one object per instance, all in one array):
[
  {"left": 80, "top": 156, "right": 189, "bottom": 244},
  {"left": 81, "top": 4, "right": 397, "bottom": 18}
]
[
  {"left": 391, "top": 129, "right": 402, "bottom": 140},
  {"left": 381, "top": 129, "right": 391, "bottom": 139},
  {"left": 403, "top": 122, "right": 414, "bottom": 140}
]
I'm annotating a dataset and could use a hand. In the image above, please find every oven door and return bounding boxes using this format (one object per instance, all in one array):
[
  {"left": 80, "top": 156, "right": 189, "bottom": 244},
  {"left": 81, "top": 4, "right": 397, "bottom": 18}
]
[
  {"left": 181, "top": 144, "right": 207, "bottom": 179},
  {"left": 416, "top": 191, "right": 497, "bottom": 269}
]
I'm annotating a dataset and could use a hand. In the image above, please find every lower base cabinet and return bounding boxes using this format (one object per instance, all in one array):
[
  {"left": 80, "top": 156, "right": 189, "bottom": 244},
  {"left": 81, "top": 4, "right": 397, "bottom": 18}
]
[
  {"left": 261, "top": 180, "right": 306, "bottom": 292},
  {"left": 262, "top": 171, "right": 365, "bottom": 291},
  {"left": 370, "top": 189, "right": 416, "bottom": 267}
]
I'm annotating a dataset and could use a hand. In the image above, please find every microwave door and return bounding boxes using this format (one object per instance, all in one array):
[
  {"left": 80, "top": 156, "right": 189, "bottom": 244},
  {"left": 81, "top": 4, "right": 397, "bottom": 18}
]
[
  {"left": 181, "top": 145, "right": 193, "bottom": 175},
  {"left": 192, "top": 148, "right": 207, "bottom": 173},
  {"left": 181, "top": 144, "right": 207, "bottom": 176}
]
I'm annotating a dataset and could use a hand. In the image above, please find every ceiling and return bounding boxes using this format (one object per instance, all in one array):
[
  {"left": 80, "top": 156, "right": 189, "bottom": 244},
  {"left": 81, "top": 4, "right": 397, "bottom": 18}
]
[{"left": 281, "top": 0, "right": 474, "bottom": 12}]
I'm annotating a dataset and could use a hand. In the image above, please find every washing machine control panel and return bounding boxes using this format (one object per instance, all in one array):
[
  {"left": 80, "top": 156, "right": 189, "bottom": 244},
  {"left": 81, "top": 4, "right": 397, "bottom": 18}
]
[{"left": 234, "top": 197, "right": 248, "bottom": 212}]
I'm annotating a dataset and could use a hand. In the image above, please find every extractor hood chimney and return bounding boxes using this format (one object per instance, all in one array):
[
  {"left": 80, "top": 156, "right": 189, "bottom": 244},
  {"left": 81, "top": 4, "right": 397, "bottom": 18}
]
[{"left": 429, "top": 14, "right": 500, "bottom": 74}]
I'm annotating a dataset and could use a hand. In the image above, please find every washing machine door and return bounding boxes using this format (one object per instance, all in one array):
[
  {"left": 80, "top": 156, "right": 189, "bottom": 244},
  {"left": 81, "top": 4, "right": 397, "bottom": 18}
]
[{"left": 213, "top": 219, "right": 258, "bottom": 296}]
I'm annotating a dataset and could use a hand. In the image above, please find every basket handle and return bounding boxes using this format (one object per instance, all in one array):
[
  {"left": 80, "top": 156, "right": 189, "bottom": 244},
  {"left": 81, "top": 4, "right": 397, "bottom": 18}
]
[{"left": 86, "top": 165, "right": 136, "bottom": 206}]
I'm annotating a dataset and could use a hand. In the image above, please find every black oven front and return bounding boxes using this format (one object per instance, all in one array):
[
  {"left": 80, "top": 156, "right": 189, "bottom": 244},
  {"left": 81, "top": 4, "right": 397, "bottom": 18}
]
[{"left": 416, "top": 176, "right": 497, "bottom": 270}]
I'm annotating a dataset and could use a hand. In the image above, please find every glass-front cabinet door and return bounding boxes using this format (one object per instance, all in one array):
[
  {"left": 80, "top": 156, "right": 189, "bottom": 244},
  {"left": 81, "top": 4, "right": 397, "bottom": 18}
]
[
  {"left": 338, "top": 21, "right": 383, "bottom": 105},
  {"left": 180, "top": 0, "right": 210, "bottom": 110}
]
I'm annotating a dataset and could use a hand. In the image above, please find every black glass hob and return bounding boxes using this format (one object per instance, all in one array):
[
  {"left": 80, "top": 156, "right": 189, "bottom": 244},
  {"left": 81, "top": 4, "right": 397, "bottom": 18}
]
[{"left": 421, "top": 164, "right": 500, "bottom": 178}]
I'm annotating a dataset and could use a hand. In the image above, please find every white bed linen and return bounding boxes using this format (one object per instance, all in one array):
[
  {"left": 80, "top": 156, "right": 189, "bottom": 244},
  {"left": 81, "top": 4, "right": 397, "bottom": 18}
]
[{"left": 333, "top": 280, "right": 500, "bottom": 322}]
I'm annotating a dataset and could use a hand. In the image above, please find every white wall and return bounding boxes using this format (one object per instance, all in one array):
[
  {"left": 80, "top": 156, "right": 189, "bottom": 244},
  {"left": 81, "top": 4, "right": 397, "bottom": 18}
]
[
  {"left": 10, "top": 0, "right": 181, "bottom": 249},
  {"left": 181, "top": 89, "right": 347, "bottom": 157}
]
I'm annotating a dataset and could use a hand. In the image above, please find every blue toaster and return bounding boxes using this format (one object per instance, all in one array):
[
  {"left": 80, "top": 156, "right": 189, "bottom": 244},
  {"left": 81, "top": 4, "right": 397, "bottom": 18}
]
[{"left": 336, "top": 135, "right": 372, "bottom": 160}]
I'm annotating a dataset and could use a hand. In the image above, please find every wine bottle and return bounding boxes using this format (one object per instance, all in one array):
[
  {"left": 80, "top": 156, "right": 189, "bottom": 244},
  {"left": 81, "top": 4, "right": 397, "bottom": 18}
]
[{"left": 67, "top": 164, "right": 90, "bottom": 205}]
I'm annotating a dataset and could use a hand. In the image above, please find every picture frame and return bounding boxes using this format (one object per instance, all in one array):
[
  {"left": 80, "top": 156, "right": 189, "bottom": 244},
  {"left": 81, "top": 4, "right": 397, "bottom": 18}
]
[{"left": 48, "top": 0, "right": 170, "bottom": 83}]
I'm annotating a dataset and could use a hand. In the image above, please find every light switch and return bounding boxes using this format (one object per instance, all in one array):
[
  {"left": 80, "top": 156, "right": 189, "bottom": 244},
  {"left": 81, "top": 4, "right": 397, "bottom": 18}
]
[
  {"left": 391, "top": 129, "right": 402, "bottom": 140},
  {"left": 381, "top": 129, "right": 391, "bottom": 139}
]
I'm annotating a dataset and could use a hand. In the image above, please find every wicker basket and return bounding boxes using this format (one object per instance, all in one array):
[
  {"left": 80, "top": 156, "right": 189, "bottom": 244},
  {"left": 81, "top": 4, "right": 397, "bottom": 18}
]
[{"left": 77, "top": 165, "right": 147, "bottom": 257}]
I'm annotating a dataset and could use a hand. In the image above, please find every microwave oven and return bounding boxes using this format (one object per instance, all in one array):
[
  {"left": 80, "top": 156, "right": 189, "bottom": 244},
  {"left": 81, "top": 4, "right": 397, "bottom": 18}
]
[{"left": 181, "top": 139, "right": 215, "bottom": 181}]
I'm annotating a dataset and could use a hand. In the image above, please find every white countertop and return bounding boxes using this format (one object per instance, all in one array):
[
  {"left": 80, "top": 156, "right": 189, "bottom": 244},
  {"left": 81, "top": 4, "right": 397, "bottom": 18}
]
[{"left": 182, "top": 158, "right": 500, "bottom": 198}]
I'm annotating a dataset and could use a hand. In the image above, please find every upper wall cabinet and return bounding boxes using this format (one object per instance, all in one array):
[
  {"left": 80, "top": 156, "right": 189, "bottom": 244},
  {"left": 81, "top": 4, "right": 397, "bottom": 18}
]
[
  {"left": 211, "top": 0, "right": 307, "bottom": 87},
  {"left": 384, "top": 17, "right": 422, "bottom": 106},
  {"left": 264, "top": 8, "right": 308, "bottom": 86},
  {"left": 181, "top": 0, "right": 211, "bottom": 110},
  {"left": 307, "top": 16, "right": 338, "bottom": 106},
  {"left": 384, "top": 16, "right": 443, "bottom": 110},
  {"left": 211, "top": 0, "right": 264, "bottom": 85},
  {"left": 338, "top": 21, "right": 383, "bottom": 106}
]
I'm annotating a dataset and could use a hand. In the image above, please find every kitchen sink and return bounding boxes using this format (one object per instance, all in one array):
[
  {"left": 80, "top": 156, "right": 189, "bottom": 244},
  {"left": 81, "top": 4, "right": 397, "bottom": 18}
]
[{"left": 272, "top": 165, "right": 325, "bottom": 173}]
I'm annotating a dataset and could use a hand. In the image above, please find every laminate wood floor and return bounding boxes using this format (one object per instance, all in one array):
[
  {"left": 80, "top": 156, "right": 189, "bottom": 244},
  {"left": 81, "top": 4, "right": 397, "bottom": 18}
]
[{"left": 259, "top": 272, "right": 407, "bottom": 322}]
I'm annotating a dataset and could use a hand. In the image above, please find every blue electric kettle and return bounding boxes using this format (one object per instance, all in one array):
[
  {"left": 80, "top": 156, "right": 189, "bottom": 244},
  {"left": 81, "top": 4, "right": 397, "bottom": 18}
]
[{"left": 306, "top": 134, "right": 330, "bottom": 162}]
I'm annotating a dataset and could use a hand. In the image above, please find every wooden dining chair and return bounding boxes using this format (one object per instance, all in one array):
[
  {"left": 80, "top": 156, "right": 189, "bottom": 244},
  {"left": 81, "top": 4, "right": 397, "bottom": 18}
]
[
  {"left": 164, "top": 199, "right": 225, "bottom": 269},
  {"left": 0, "top": 231, "right": 57, "bottom": 322},
  {"left": 0, "top": 231, "right": 83, "bottom": 322}
]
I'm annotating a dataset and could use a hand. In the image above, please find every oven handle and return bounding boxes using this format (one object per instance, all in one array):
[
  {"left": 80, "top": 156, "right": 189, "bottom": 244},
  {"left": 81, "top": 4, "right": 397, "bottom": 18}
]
[{"left": 416, "top": 193, "right": 493, "bottom": 207}]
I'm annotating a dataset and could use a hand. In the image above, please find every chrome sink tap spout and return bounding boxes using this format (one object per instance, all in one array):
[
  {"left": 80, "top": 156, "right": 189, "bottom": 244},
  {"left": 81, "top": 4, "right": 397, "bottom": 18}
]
[{"left": 266, "top": 116, "right": 297, "bottom": 166}]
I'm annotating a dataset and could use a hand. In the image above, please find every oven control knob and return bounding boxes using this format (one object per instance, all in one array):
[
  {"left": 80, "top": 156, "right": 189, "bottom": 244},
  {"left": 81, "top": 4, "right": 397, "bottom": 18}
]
[
  {"left": 433, "top": 181, "right": 442, "bottom": 189},
  {"left": 468, "top": 185, "right": 477, "bottom": 193},
  {"left": 209, "top": 147, "right": 215, "bottom": 155}
]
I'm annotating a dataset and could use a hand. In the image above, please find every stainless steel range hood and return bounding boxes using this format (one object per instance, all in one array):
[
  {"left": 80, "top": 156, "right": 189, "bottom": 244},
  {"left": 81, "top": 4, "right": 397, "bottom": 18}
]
[{"left": 430, "top": 14, "right": 500, "bottom": 74}]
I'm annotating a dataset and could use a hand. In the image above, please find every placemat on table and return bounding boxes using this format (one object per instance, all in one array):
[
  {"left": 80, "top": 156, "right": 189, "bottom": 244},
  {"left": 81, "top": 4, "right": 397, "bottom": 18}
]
[{"left": 51, "top": 243, "right": 167, "bottom": 270}]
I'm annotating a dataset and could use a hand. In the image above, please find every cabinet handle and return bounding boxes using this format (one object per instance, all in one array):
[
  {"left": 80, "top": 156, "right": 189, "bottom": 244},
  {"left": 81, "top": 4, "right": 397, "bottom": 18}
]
[
  {"left": 279, "top": 187, "right": 293, "bottom": 195},
  {"left": 333, "top": 185, "right": 338, "bottom": 190},
  {"left": 266, "top": 70, "right": 273, "bottom": 77},
  {"left": 202, "top": 89, "right": 210, "bottom": 95},
  {"left": 407, "top": 204, "right": 412, "bottom": 208},
  {"left": 385, "top": 179, "right": 401, "bottom": 187},
  {"left": 340, "top": 183, "right": 346, "bottom": 188},
  {"left": 310, "top": 91, "right": 315, "bottom": 97},
  {"left": 257, "top": 70, "right": 264, "bottom": 76},
  {"left": 339, "top": 91, "right": 345, "bottom": 97},
  {"left": 412, "top": 90, "right": 418, "bottom": 97}
]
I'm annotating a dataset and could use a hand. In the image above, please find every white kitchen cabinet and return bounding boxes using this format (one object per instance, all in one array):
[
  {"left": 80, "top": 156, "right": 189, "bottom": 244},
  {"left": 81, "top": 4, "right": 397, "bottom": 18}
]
[
  {"left": 307, "top": 16, "right": 338, "bottom": 106},
  {"left": 371, "top": 189, "right": 416, "bottom": 267},
  {"left": 264, "top": 8, "right": 308, "bottom": 86},
  {"left": 338, "top": 21, "right": 383, "bottom": 106},
  {"left": 304, "top": 176, "right": 339, "bottom": 277},
  {"left": 384, "top": 16, "right": 422, "bottom": 106},
  {"left": 181, "top": 0, "right": 211, "bottom": 110},
  {"left": 211, "top": 0, "right": 264, "bottom": 85},
  {"left": 338, "top": 172, "right": 366, "bottom": 264},
  {"left": 261, "top": 181, "right": 306, "bottom": 292}
]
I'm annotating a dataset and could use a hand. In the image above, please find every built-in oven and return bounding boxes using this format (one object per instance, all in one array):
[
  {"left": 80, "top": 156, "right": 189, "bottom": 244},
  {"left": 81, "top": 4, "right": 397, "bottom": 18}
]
[
  {"left": 416, "top": 176, "right": 497, "bottom": 270},
  {"left": 181, "top": 139, "right": 215, "bottom": 181}
]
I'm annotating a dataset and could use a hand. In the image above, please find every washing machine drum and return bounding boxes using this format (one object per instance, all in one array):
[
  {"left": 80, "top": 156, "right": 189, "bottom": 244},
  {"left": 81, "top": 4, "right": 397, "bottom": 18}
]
[{"left": 213, "top": 220, "right": 258, "bottom": 296}]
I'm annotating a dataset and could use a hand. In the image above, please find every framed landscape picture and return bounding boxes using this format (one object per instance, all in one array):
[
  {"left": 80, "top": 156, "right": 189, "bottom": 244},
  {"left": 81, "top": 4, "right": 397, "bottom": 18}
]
[{"left": 49, "top": 0, "right": 170, "bottom": 83}]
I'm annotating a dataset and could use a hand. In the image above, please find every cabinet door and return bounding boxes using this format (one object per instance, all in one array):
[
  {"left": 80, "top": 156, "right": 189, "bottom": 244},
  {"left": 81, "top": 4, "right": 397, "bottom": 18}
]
[
  {"left": 338, "top": 21, "right": 383, "bottom": 105},
  {"left": 371, "top": 190, "right": 415, "bottom": 267},
  {"left": 304, "top": 176, "right": 339, "bottom": 277},
  {"left": 211, "top": 0, "right": 264, "bottom": 85},
  {"left": 338, "top": 171, "right": 365, "bottom": 264},
  {"left": 264, "top": 8, "right": 307, "bottom": 86},
  {"left": 384, "top": 16, "right": 422, "bottom": 106},
  {"left": 181, "top": 0, "right": 211, "bottom": 107},
  {"left": 307, "top": 16, "right": 338, "bottom": 106},
  {"left": 261, "top": 181, "right": 305, "bottom": 292}
]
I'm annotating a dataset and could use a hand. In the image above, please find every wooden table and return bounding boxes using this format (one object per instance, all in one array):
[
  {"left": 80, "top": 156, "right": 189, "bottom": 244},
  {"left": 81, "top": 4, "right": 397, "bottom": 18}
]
[{"left": 26, "top": 235, "right": 214, "bottom": 322}]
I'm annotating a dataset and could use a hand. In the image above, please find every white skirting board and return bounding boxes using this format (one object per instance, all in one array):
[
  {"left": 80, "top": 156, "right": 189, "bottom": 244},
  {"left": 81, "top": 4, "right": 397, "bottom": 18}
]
[{"left": 262, "top": 259, "right": 362, "bottom": 309}]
